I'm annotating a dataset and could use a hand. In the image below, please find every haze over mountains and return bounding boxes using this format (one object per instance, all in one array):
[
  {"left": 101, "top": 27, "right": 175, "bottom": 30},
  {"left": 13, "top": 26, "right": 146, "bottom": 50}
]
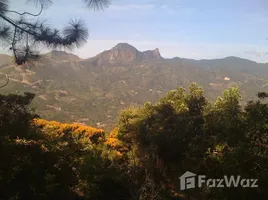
[{"left": 0, "top": 43, "right": 268, "bottom": 130}]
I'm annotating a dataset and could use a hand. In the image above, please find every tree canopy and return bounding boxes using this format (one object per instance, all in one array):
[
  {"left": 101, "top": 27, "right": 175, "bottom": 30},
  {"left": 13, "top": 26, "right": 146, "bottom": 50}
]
[{"left": 1, "top": 84, "right": 268, "bottom": 199}]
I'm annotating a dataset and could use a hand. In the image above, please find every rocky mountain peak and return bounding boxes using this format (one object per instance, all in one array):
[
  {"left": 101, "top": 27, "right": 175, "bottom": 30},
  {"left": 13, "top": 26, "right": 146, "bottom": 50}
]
[
  {"left": 141, "top": 48, "right": 162, "bottom": 60},
  {"left": 110, "top": 43, "right": 138, "bottom": 62},
  {"left": 113, "top": 43, "right": 137, "bottom": 51},
  {"left": 154, "top": 48, "right": 160, "bottom": 55},
  {"left": 96, "top": 43, "right": 162, "bottom": 63}
]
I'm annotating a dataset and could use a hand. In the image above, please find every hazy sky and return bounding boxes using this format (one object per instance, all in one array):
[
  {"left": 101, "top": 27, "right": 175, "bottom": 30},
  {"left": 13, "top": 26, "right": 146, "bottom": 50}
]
[{"left": 7, "top": 0, "right": 268, "bottom": 62}]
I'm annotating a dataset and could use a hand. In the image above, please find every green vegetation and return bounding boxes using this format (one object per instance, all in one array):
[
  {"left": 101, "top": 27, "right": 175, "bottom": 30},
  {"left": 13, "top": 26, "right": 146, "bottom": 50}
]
[
  {"left": 1, "top": 83, "right": 268, "bottom": 199},
  {"left": 1, "top": 44, "right": 268, "bottom": 131}
]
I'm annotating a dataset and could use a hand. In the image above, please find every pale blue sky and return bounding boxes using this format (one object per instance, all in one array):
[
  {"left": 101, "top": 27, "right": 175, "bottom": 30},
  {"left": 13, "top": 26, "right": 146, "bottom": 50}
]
[{"left": 7, "top": 0, "right": 268, "bottom": 62}]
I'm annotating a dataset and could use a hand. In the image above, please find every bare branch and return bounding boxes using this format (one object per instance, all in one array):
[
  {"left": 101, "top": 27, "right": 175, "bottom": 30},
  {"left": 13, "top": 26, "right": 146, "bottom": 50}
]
[
  {"left": 11, "top": 27, "right": 18, "bottom": 63},
  {"left": 6, "top": 4, "right": 43, "bottom": 17}
]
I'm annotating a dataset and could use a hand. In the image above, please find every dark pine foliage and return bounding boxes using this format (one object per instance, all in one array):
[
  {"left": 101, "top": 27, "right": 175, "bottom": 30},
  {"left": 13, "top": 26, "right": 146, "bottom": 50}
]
[{"left": 0, "top": 0, "right": 111, "bottom": 65}]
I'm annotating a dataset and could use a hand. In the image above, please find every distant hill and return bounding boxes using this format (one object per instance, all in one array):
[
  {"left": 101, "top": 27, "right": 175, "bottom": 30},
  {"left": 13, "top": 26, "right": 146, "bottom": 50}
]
[
  {"left": 0, "top": 43, "right": 268, "bottom": 131},
  {"left": 0, "top": 54, "right": 13, "bottom": 68},
  {"left": 45, "top": 50, "right": 81, "bottom": 61}
]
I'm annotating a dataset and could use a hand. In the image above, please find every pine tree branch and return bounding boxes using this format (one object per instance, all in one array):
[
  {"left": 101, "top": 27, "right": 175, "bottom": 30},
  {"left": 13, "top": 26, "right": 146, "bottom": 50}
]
[
  {"left": 0, "top": 14, "right": 37, "bottom": 37},
  {"left": 0, "top": 0, "right": 108, "bottom": 65},
  {"left": 0, "top": 14, "right": 88, "bottom": 46}
]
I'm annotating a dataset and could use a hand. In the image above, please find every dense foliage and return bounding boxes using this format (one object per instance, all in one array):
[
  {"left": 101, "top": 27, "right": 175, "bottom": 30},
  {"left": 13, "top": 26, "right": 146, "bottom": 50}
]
[
  {"left": 0, "top": 92, "right": 130, "bottom": 200},
  {"left": 1, "top": 84, "right": 268, "bottom": 199},
  {"left": 115, "top": 83, "right": 268, "bottom": 199}
]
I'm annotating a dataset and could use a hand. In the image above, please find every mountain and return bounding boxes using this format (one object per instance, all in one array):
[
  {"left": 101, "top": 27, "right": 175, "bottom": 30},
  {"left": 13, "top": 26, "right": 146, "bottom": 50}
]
[
  {"left": 45, "top": 50, "right": 81, "bottom": 61},
  {"left": 92, "top": 43, "right": 162, "bottom": 65},
  {"left": 0, "top": 43, "right": 268, "bottom": 131}
]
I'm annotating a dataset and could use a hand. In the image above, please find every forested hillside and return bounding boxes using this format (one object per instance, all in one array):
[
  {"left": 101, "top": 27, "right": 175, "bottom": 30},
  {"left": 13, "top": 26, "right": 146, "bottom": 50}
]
[
  {"left": 1, "top": 1, "right": 268, "bottom": 199},
  {"left": 1, "top": 84, "right": 268, "bottom": 200},
  {"left": 1, "top": 44, "right": 268, "bottom": 131}
]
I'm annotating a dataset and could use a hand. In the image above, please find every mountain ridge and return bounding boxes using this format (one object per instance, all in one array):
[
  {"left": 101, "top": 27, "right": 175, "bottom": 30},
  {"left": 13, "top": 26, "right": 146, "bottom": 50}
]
[
  {"left": 1, "top": 43, "right": 268, "bottom": 131},
  {"left": 91, "top": 43, "right": 162, "bottom": 64},
  {"left": 0, "top": 43, "right": 266, "bottom": 64}
]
